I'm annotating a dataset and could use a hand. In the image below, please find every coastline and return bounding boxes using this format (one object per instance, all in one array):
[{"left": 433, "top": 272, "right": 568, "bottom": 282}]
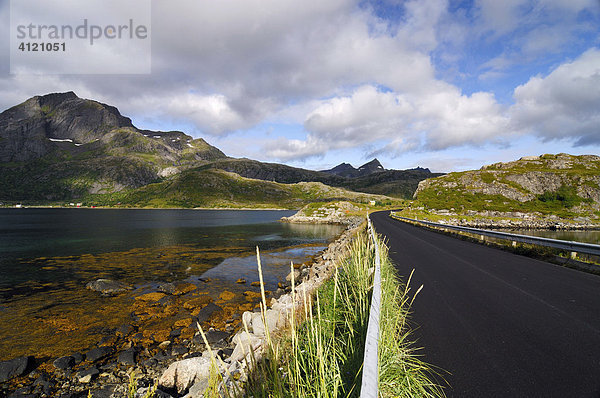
[{"left": 0, "top": 214, "right": 350, "bottom": 397}]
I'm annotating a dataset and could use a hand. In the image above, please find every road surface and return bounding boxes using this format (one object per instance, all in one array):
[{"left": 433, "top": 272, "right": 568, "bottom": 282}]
[{"left": 370, "top": 211, "right": 600, "bottom": 397}]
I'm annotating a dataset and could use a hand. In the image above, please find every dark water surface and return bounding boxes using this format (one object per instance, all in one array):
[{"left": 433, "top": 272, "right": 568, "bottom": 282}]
[
  {"left": 500, "top": 229, "right": 600, "bottom": 245},
  {"left": 0, "top": 208, "right": 343, "bottom": 360}
]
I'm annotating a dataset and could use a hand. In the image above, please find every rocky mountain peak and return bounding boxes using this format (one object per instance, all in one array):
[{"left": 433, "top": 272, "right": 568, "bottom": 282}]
[{"left": 357, "top": 158, "right": 384, "bottom": 174}]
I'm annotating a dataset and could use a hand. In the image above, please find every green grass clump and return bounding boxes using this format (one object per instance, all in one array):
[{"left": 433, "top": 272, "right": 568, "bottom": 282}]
[{"left": 245, "top": 231, "right": 443, "bottom": 397}]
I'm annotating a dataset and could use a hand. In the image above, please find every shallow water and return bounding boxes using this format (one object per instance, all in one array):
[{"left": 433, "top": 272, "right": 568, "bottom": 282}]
[
  {"left": 499, "top": 229, "right": 600, "bottom": 245},
  {"left": 0, "top": 208, "right": 343, "bottom": 360}
]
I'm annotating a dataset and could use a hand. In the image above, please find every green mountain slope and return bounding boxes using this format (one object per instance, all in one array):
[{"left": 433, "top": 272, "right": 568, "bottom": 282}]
[
  {"left": 414, "top": 154, "right": 600, "bottom": 218},
  {"left": 84, "top": 167, "right": 394, "bottom": 209}
]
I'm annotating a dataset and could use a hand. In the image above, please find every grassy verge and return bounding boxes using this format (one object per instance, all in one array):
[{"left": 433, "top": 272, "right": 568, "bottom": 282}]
[{"left": 244, "top": 230, "right": 444, "bottom": 397}]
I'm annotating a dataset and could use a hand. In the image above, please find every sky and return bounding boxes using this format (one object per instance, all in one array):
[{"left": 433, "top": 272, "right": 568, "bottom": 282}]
[{"left": 1, "top": 0, "right": 599, "bottom": 172}]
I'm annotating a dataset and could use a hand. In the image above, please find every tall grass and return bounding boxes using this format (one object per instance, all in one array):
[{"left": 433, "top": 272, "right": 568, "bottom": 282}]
[{"left": 244, "top": 230, "right": 444, "bottom": 397}]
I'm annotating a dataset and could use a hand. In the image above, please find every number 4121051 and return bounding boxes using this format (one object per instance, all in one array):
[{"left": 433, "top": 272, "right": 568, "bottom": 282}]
[{"left": 18, "top": 42, "right": 66, "bottom": 52}]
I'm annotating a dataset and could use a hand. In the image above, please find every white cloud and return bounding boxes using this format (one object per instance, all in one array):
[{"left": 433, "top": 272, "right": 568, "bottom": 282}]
[
  {"left": 510, "top": 48, "right": 600, "bottom": 145},
  {"left": 266, "top": 83, "right": 513, "bottom": 161}
]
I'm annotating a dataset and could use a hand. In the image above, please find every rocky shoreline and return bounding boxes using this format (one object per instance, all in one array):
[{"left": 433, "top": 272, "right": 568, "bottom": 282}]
[
  {"left": 280, "top": 201, "right": 363, "bottom": 227},
  {"left": 0, "top": 221, "right": 362, "bottom": 398}
]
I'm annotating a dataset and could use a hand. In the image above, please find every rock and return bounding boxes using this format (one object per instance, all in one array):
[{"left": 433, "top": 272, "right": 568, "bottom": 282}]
[
  {"left": 243, "top": 291, "right": 261, "bottom": 300},
  {"left": 157, "top": 282, "right": 176, "bottom": 295},
  {"left": 250, "top": 281, "right": 261, "bottom": 287},
  {"left": 86, "top": 279, "right": 132, "bottom": 295},
  {"left": 89, "top": 385, "right": 118, "bottom": 398},
  {"left": 171, "top": 345, "right": 188, "bottom": 357},
  {"left": 135, "top": 292, "right": 166, "bottom": 302},
  {"left": 77, "top": 367, "right": 99, "bottom": 383},
  {"left": 205, "top": 330, "right": 229, "bottom": 345},
  {"left": 250, "top": 310, "right": 280, "bottom": 336},
  {"left": 0, "top": 356, "right": 32, "bottom": 382},
  {"left": 286, "top": 269, "right": 300, "bottom": 282},
  {"left": 7, "top": 387, "right": 34, "bottom": 398},
  {"left": 71, "top": 352, "right": 84, "bottom": 365},
  {"left": 154, "top": 389, "right": 176, "bottom": 398},
  {"left": 85, "top": 346, "right": 113, "bottom": 362},
  {"left": 33, "top": 374, "right": 52, "bottom": 395},
  {"left": 173, "top": 282, "right": 197, "bottom": 295},
  {"left": 195, "top": 303, "right": 222, "bottom": 323},
  {"left": 158, "top": 341, "right": 172, "bottom": 350},
  {"left": 183, "top": 295, "right": 213, "bottom": 310},
  {"left": 115, "top": 324, "right": 135, "bottom": 337},
  {"left": 158, "top": 356, "right": 212, "bottom": 395},
  {"left": 53, "top": 355, "right": 75, "bottom": 370},
  {"left": 229, "top": 331, "right": 263, "bottom": 365},
  {"left": 117, "top": 348, "right": 136, "bottom": 366},
  {"left": 236, "top": 278, "right": 246, "bottom": 284},
  {"left": 217, "top": 348, "right": 234, "bottom": 359},
  {"left": 219, "top": 290, "right": 235, "bottom": 301}
]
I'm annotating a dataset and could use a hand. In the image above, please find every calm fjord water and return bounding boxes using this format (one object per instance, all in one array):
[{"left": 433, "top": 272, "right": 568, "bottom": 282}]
[
  {"left": 0, "top": 208, "right": 341, "bottom": 294},
  {"left": 0, "top": 208, "right": 343, "bottom": 360}
]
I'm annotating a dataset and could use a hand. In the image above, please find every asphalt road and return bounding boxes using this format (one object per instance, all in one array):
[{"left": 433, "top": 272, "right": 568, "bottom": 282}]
[{"left": 370, "top": 211, "right": 600, "bottom": 397}]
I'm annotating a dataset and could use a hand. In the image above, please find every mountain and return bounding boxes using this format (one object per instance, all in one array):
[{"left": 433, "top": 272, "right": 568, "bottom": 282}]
[
  {"left": 0, "top": 92, "right": 437, "bottom": 204},
  {"left": 210, "top": 158, "right": 440, "bottom": 198},
  {"left": 414, "top": 154, "right": 600, "bottom": 218},
  {"left": 321, "top": 158, "right": 384, "bottom": 178},
  {"left": 0, "top": 92, "right": 226, "bottom": 201},
  {"left": 322, "top": 162, "right": 356, "bottom": 177}
]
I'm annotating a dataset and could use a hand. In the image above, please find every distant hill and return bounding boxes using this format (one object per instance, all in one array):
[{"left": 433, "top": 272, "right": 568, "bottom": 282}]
[
  {"left": 414, "top": 154, "right": 600, "bottom": 218},
  {"left": 211, "top": 158, "right": 441, "bottom": 199},
  {"left": 0, "top": 92, "right": 438, "bottom": 205}
]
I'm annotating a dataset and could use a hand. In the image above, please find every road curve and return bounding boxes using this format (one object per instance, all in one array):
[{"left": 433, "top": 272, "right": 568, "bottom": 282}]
[{"left": 370, "top": 211, "right": 600, "bottom": 398}]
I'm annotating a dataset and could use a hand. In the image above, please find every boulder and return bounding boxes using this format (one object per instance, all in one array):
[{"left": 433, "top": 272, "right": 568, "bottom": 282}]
[
  {"left": 0, "top": 356, "right": 32, "bottom": 382},
  {"left": 195, "top": 302, "right": 222, "bottom": 323},
  {"left": 86, "top": 279, "right": 132, "bottom": 295},
  {"left": 85, "top": 346, "right": 113, "bottom": 362},
  {"left": 229, "top": 331, "right": 263, "bottom": 365},
  {"left": 205, "top": 330, "right": 229, "bottom": 345},
  {"left": 157, "top": 282, "right": 176, "bottom": 295},
  {"left": 250, "top": 310, "right": 280, "bottom": 336},
  {"left": 77, "top": 367, "right": 99, "bottom": 383},
  {"left": 52, "top": 355, "right": 75, "bottom": 370},
  {"left": 286, "top": 269, "right": 300, "bottom": 282},
  {"left": 117, "top": 348, "right": 136, "bottom": 366},
  {"left": 158, "top": 356, "right": 212, "bottom": 395}
]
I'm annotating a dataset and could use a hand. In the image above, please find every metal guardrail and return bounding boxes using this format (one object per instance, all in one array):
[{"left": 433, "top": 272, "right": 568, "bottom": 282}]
[
  {"left": 390, "top": 213, "right": 600, "bottom": 257},
  {"left": 360, "top": 215, "right": 382, "bottom": 398}
]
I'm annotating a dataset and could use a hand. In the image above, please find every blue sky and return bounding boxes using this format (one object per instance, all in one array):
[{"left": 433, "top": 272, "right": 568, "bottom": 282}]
[{"left": 1, "top": 0, "right": 599, "bottom": 172}]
